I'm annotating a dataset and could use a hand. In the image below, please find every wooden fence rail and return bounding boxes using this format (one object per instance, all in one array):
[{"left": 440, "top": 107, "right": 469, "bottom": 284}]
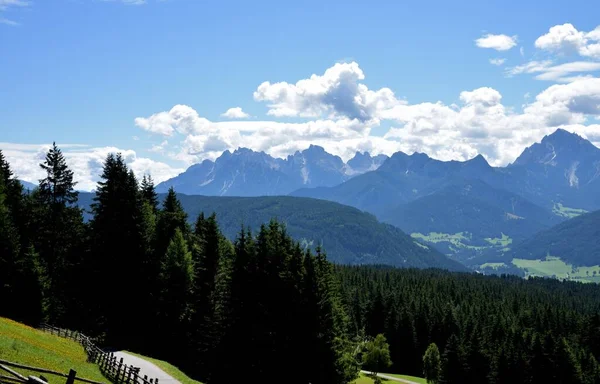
[
  {"left": 38, "top": 324, "right": 158, "bottom": 384},
  {"left": 0, "top": 359, "right": 99, "bottom": 384}
]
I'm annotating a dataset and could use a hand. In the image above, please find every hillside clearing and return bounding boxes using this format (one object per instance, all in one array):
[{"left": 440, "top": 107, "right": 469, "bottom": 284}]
[
  {"left": 552, "top": 203, "right": 587, "bottom": 219},
  {"left": 0, "top": 317, "right": 106, "bottom": 384},
  {"left": 512, "top": 256, "right": 600, "bottom": 283}
]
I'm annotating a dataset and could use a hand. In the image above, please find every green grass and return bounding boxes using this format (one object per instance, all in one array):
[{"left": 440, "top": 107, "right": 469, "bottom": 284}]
[
  {"left": 480, "top": 262, "right": 506, "bottom": 270},
  {"left": 411, "top": 232, "right": 486, "bottom": 250},
  {"left": 352, "top": 372, "right": 427, "bottom": 383},
  {"left": 484, "top": 233, "right": 512, "bottom": 247},
  {"left": 124, "top": 351, "right": 203, "bottom": 384},
  {"left": 385, "top": 373, "right": 427, "bottom": 383},
  {"left": 0, "top": 317, "right": 107, "bottom": 384},
  {"left": 512, "top": 256, "right": 600, "bottom": 283},
  {"left": 552, "top": 203, "right": 587, "bottom": 218}
]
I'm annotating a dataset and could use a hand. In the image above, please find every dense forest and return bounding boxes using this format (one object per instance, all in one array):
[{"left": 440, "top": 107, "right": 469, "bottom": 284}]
[{"left": 2, "top": 144, "right": 600, "bottom": 383}]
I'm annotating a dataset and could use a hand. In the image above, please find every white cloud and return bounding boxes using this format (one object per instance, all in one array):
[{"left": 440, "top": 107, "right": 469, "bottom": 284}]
[
  {"left": 489, "top": 58, "right": 506, "bottom": 66},
  {"left": 0, "top": 17, "right": 18, "bottom": 25},
  {"left": 520, "top": 47, "right": 525, "bottom": 57},
  {"left": 252, "top": 61, "right": 404, "bottom": 121},
  {"left": 535, "top": 23, "right": 600, "bottom": 59},
  {"left": 0, "top": 143, "right": 183, "bottom": 191},
  {"left": 0, "top": 0, "right": 30, "bottom": 25},
  {"left": 506, "top": 60, "right": 600, "bottom": 82},
  {"left": 221, "top": 107, "right": 250, "bottom": 119},
  {"left": 133, "top": 62, "right": 600, "bottom": 169},
  {"left": 0, "top": 0, "right": 30, "bottom": 10},
  {"left": 475, "top": 34, "right": 518, "bottom": 51}
]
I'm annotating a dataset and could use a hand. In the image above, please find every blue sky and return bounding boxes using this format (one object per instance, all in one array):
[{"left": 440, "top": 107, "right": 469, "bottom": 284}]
[{"left": 2, "top": 0, "right": 600, "bottom": 190}]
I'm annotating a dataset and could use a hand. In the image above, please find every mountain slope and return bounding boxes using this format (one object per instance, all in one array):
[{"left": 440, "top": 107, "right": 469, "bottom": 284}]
[
  {"left": 501, "top": 129, "right": 600, "bottom": 210},
  {"left": 156, "top": 146, "right": 388, "bottom": 196},
  {"left": 18, "top": 180, "right": 36, "bottom": 190},
  {"left": 292, "top": 152, "right": 499, "bottom": 216},
  {"left": 76, "top": 193, "right": 465, "bottom": 271},
  {"left": 380, "top": 178, "right": 562, "bottom": 261},
  {"left": 509, "top": 210, "right": 600, "bottom": 267}
]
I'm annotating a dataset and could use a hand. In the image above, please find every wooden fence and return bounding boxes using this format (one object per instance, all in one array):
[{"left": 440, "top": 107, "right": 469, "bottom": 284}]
[
  {"left": 38, "top": 324, "right": 159, "bottom": 384},
  {"left": 0, "top": 358, "right": 102, "bottom": 384}
]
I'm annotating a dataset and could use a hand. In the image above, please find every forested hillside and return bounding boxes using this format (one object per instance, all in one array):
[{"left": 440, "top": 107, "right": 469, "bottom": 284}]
[
  {"left": 338, "top": 266, "right": 600, "bottom": 383},
  {"left": 509, "top": 209, "right": 600, "bottom": 266},
  {"left": 75, "top": 193, "right": 465, "bottom": 270},
  {"left": 2, "top": 145, "right": 600, "bottom": 384}
]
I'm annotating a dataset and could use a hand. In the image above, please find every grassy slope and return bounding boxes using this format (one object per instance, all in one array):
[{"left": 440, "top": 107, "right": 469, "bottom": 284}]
[
  {"left": 512, "top": 256, "right": 600, "bottom": 283},
  {"left": 0, "top": 317, "right": 106, "bottom": 384},
  {"left": 352, "top": 373, "right": 427, "bottom": 383},
  {"left": 509, "top": 209, "right": 600, "bottom": 267},
  {"left": 124, "top": 351, "right": 203, "bottom": 384}
]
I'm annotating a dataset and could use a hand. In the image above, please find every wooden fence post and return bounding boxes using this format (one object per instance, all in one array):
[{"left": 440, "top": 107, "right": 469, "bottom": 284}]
[
  {"left": 118, "top": 358, "right": 123, "bottom": 382},
  {"left": 65, "top": 369, "right": 76, "bottom": 384}
]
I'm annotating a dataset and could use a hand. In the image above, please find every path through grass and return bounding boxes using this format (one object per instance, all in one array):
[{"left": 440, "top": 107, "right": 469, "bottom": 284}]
[{"left": 124, "top": 351, "right": 203, "bottom": 384}]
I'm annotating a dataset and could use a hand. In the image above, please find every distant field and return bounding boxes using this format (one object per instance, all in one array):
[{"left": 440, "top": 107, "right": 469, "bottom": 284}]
[
  {"left": 480, "top": 262, "right": 506, "bottom": 270},
  {"left": 512, "top": 256, "right": 600, "bottom": 283},
  {"left": 411, "top": 232, "right": 485, "bottom": 251},
  {"left": 484, "top": 233, "right": 512, "bottom": 248},
  {"left": 552, "top": 203, "right": 587, "bottom": 218},
  {"left": 353, "top": 372, "right": 426, "bottom": 383},
  {"left": 0, "top": 317, "right": 106, "bottom": 384}
]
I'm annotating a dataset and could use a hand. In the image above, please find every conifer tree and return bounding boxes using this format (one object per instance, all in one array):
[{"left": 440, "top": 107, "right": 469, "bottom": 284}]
[
  {"left": 140, "top": 174, "right": 159, "bottom": 212},
  {"left": 159, "top": 228, "right": 194, "bottom": 333},
  {"left": 34, "top": 143, "right": 84, "bottom": 324},
  {"left": 89, "top": 153, "right": 146, "bottom": 346}
]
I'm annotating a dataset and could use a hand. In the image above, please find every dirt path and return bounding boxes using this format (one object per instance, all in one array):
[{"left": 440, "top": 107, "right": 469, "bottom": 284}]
[{"left": 113, "top": 352, "right": 180, "bottom": 384}]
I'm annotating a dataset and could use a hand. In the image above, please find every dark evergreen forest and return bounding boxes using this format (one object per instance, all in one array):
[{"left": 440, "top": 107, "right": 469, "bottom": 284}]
[{"left": 2, "top": 144, "right": 600, "bottom": 384}]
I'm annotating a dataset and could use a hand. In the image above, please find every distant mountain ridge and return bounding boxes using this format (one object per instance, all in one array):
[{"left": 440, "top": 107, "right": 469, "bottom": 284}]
[
  {"left": 292, "top": 129, "right": 600, "bottom": 263},
  {"left": 156, "top": 146, "right": 388, "bottom": 195}
]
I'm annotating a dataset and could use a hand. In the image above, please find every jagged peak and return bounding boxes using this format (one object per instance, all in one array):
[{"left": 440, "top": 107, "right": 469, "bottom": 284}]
[{"left": 465, "top": 154, "right": 491, "bottom": 167}]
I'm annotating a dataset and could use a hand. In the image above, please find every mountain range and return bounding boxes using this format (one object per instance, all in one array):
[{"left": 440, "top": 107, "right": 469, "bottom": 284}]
[
  {"left": 292, "top": 129, "right": 600, "bottom": 263},
  {"left": 153, "top": 129, "right": 600, "bottom": 266},
  {"left": 156, "top": 145, "right": 388, "bottom": 195}
]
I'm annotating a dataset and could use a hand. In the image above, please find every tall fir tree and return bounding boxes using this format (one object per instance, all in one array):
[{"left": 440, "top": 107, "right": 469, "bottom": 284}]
[
  {"left": 140, "top": 174, "right": 159, "bottom": 212},
  {"left": 33, "top": 143, "right": 84, "bottom": 324},
  {"left": 88, "top": 153, "right": 146, "bottom": 347}
]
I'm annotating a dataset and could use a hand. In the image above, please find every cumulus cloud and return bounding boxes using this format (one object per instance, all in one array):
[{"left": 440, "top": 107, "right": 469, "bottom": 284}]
[
  {"left": 489, "top": 58, "right": 506, "bottom": 66},
  {"left": 0, "top": 143, "right": 183, "bottom": 191},
  {"left": 535, "top": 23, "right": 600, "bottom": 59},
  {"left": 475, "top": 34, "right": 518, "bottom": 51},
  {"left": 133, "top": 62, "right": 600, "bottom": 168},
  {"left": 252, "top": 62, "right": 404, "bottom": 121},
  {"left": 506, "top": 60, "right": 600, "bottom": 82},
  {"left": 221, "top": 107, "right": 250, "bottom": 119}
]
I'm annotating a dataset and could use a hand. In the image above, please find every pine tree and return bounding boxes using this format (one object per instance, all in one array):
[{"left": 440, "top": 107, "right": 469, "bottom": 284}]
[
  {"left": 0, "top": 173, "right": 22, "bottom": 320},
  {"left": 140, "top": 174, "right": 159, "bottom": 212},
  {"left": 39, "top": 143, "right": 78, "bottom": 205},
  {"left": 33, "top": 142, "right": 84, "bottom": 324},
  {"left": 159, "top": 229, "right": 194, "bottom": 332},
  {"left": 88, "top": 153, "right": 146, "bottom": 347},
  {"left": 189, "top": 213, "right": 227, "bottom": 379},
  {"left": 440, "top": 334, "right": 468, "bottom": 383}
]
